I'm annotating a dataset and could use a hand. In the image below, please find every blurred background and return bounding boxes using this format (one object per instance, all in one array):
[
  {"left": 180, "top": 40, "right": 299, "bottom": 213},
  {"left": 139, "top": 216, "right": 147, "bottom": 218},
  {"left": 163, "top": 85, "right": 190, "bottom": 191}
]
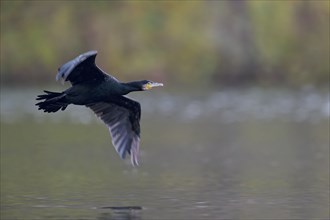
[
  {"left": 1, "top": 1, "right": 329, "bottom": 220},
  {"left": 1, "top": 1, "right": 329, "bottom": 87}
]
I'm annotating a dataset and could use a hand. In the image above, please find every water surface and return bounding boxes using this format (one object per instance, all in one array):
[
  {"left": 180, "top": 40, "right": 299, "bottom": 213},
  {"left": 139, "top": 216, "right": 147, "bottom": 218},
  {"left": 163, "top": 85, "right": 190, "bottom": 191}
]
[{"left": 1, "top": 88, "right": 329, "bottom": 219}]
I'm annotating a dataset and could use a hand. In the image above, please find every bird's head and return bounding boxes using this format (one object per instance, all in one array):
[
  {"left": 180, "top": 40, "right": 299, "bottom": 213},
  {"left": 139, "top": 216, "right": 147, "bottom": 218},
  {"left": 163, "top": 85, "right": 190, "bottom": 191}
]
[
  {"left": 141, "top": 80, "right": 164, "bottom": 91},
  {"left": 122, "top": 80, "right": 163, "bottom": 94}
]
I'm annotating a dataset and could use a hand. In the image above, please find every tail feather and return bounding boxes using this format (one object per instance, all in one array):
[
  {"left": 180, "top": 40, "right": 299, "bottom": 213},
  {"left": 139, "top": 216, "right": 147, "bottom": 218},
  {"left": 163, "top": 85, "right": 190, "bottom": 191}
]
[{"left": 36, "top": 90, "right": 68, "bottom": 113}]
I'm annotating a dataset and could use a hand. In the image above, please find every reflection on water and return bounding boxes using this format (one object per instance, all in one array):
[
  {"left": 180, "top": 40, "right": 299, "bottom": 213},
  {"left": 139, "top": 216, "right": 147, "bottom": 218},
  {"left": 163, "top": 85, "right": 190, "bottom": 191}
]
[
  {"left": 99, "top": 206, "right": 142, "bottom": 220},
  {"left": 1, "top": 87, "right": 329, "bottom": 219},
  {"left": 98, "top": 208, "right": 142, "bottom": 220}
]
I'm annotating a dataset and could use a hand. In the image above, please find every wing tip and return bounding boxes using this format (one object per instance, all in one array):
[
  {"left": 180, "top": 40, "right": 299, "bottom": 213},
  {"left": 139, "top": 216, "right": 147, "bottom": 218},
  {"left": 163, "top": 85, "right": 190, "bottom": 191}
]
[
  {"left": 114, "top": 135, "right": 140, "bottom": 167},
  {"left": 130, "top": 136, "right": 140, "bottom": 167},
  {"left": 55, "top": 50, "right": 98, "bottom": 84},
  {"left": 131, "top": 155, "right": 139, "bottom": 167},
  {"left": 80, "top": 50, "right": 98, "bottom": 59},
  {"left": 87, "top": 50, "right": 98, "bottom": 55}
]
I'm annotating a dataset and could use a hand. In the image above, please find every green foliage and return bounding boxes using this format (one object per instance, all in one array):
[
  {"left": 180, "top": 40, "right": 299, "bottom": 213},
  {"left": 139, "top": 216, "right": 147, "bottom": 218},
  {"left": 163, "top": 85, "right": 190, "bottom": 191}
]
[{"left": 1, "top": 1, "right": 329, "bottom": 87}]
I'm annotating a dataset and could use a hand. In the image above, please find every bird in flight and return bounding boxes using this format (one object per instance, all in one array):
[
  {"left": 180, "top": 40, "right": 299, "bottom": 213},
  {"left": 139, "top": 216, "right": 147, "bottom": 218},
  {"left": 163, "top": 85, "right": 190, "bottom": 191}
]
[{"left": 36, "top": 51, "right": 163, "bottom": 166}]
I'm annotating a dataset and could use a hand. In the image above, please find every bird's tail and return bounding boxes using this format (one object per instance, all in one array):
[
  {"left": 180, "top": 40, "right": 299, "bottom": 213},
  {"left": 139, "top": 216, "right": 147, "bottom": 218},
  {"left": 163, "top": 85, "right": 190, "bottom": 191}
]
[{"left": 36, "top": 90, "right": 68, "bottom": 113}]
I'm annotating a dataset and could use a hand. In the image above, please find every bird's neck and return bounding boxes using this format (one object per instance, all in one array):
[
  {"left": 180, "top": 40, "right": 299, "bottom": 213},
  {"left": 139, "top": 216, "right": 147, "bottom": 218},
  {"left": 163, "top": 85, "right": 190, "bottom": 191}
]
[{"left": 120, "top": 81, "right": 142, "bottom": 94}]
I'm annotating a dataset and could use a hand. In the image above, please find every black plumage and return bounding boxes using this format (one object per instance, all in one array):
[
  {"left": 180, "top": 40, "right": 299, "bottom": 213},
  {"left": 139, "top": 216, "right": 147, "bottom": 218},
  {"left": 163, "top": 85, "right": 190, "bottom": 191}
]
[{"left": 36, "top": 51, "right": 163, "bottom": 166}]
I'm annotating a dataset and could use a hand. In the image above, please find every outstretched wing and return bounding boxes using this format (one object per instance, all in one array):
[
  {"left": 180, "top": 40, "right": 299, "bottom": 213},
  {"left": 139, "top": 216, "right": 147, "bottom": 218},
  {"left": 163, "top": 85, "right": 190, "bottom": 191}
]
[
  {"left": 86, "top": 96, "right": 141, "bottom": 166},
  {"left": 56, "top": 51, "right": 108, "bottom": 85}
]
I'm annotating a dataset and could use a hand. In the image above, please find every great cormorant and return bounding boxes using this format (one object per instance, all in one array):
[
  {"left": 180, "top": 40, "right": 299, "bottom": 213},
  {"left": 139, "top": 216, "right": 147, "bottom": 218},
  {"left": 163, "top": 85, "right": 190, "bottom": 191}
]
[{"left": 36, "top": 51, "right": 163, "bottom": 166}]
